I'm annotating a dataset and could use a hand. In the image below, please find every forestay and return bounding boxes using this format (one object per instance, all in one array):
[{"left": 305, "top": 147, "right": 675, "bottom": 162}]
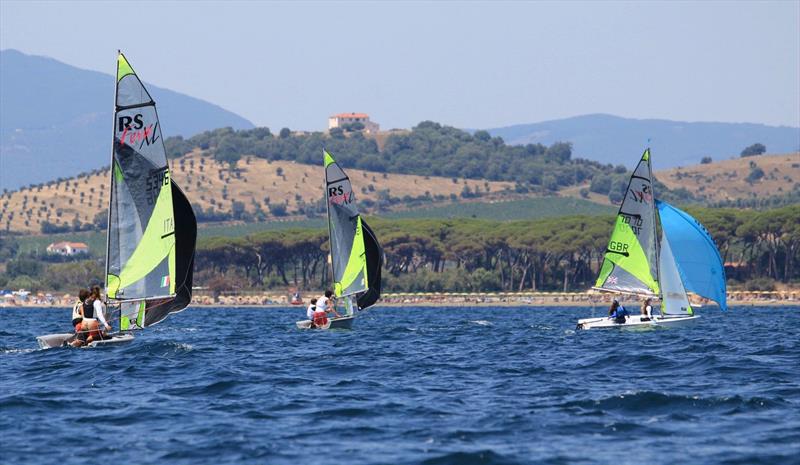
[
  {"left": 107, "top": 53, "right": 195, "bottom": 329},
  {"left": 595, "top": 148, "right": 660, "bottom": 296},
  {"left": 324, "top": 150, "right": 369, "bottom": 298},
  {"left": 656, "top": 200, "right": 727, "bottom": 310}
]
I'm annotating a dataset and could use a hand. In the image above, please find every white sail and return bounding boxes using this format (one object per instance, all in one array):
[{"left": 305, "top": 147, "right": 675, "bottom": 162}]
[{"left": 658, "top": 230, "right": 692, "bottom": 316}]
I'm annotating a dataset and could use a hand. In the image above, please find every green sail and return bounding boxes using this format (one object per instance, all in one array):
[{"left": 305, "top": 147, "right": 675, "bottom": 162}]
[
  {"left": 324, "top": 149, "right": 368, "bottom": 297},
  {"left": 106, "top": 53, "right": 177, "bottom": 303},
  {"left": 595, "top": 148, "right": 659, "bottom": 295}
]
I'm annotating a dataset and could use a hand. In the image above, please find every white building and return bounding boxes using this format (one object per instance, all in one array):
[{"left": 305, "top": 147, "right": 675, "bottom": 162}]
[
  {"left": 328, "top": 113, "right": 380, "bottom": 133},
  {"left": 46, "top": 241, "right": 89, "bottom": 256}
]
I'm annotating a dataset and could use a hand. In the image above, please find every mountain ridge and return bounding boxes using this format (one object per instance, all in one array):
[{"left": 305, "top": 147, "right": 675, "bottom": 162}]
[
  {"left": 0, "top": 49, "right": 254, "bottom": 191},
  {"left": 485, "top": 113, "right": 800, "bottom": 169}
]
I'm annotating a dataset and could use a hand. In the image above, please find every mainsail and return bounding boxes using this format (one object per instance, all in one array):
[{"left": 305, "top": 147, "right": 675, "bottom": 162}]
[
  {"left": 656, "top": 200, "right": 727, "bottom": 310},
  {"left": 107, "top": 52, "right": 196, "bottom": 329},
  {"left": 325, "top": 149, "right": 369, "bottom": 299},
  {"left": 595, "top": 148, "right": 660, "bottom": 296}
]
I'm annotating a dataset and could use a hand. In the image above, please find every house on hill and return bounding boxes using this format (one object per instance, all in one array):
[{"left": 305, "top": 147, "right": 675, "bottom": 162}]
[
  {"left": 46, "top": 241, "right": 89, "bottom": 256},
  {"left": 328, "top": 113, "right": 380, "bottom": 133}
]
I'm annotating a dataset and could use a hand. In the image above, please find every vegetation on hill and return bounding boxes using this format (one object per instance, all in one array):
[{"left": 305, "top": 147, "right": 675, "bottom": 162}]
[
  {"left": 164, "top": 121, "right": 618, "bottom": 192},
  {"left": 657, "top": 153, "right": 800, "bottom": 206},
  {"left": 3, "top": 205, "right": 796, "bottom": 295}
]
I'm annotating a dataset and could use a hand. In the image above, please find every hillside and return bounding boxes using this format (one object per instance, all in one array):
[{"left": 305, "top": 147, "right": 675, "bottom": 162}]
[
  {"left": 0, "top": 150, "right": 518, "bottom": 234},
  {"left": 0, "top": 49, "right": 254, "bottom": 191},
  {"left": 657, "top": 153, "right": 800, "bottom": 204},
  {"left": 486, "top": 114, "right": 800, "bottom": 169}
]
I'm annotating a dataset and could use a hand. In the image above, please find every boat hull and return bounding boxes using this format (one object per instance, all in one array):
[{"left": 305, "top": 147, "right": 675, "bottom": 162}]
[
  {"left": 576, "top": 314, "right": 699, "bottom": 330},
  {"left": 296, "top": 316, "right": 355, "bottom": 330},
  {"left": 36, "top": 332, "right": 135, "bottom": 349}
]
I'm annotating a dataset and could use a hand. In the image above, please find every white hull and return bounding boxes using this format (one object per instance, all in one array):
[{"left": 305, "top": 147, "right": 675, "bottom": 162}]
[
  {"left": 576, "top": 314, "right": 699, "bottom": 330},
  {"left": 296, "top": 316, "right": 355, "bottom": 330},
  {"left": 36, "top": 332, "right": 135, "bottom": 349}
]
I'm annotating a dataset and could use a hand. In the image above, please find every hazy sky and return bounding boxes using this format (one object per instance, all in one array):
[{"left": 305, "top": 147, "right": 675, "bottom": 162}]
[{"left": 2, "top": 1, "right": 799, "bottom": 131}]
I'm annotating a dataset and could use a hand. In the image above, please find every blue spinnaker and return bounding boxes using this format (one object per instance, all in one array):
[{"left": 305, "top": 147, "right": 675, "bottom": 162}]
[{"left": 656, "top": 200, "right": 727, "bottom": 311}]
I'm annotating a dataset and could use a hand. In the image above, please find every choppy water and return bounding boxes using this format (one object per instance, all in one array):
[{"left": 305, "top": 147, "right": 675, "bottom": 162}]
[{"left": 1, "top": 306, "right": 799, "bottom": 465}]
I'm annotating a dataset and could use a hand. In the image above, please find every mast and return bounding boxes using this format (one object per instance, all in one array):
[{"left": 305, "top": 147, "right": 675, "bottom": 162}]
[
  {"left": 647, "top": 149, "right": 661, "bottom": 295},
  {"left": 323, "top": 149, "right": 336, "bottom": 295},
  {"left": 104, "top": 50, "right": 120, "bottom": 306}
]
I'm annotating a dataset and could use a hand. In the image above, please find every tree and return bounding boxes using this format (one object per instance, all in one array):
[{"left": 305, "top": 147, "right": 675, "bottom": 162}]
[
  {"left": 329, "top": 127, "right": 345, "bottom": 139},
  {"left": 741, "top": 143, "right": 766, "bottom": 157},
  {"left": 589, "top": 175, "right": 612, "bottom": 195},
  {"left": 545, "top": 142, "right": 572, "bottom": 162},
  {"left": 746, "top": 166, "right": 765, "bottom": 184},
  {"left": 701, "top": 156, "right": 713, "bottom": 164},
  {"left": 279, "top": 127, "right": 291, "bottom": 139},
  {"left": 269, "top": 203, "right": 288, "bottom": 216},
  {"left": 231, "top": 201, "right": 246, "bottom": 220},
  {"left": 6, "top": 258, "right": 43, "bottom": 278}
]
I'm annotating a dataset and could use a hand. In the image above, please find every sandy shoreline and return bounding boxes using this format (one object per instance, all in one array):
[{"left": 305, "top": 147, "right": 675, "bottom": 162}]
[{"left": 3, "top": 291, "right": 799, "bottom": 309}]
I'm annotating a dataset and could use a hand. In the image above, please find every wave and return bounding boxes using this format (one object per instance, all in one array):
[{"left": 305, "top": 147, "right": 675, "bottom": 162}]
[
  {"left": 561, "top": 391, "right": 788, "bottom": 415},
  {"left": 418, "top": 450, "right": 521, "bottom": 465}
]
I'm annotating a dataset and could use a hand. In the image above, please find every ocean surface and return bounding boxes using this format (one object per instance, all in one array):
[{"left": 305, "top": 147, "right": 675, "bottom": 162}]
[{"left": 1, "top": 305, "right": 799, "bottom": 465}]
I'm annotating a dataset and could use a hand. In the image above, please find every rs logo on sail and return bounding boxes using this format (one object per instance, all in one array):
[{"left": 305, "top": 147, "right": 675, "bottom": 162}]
[
  {"left": 629, "top": 184, "right": 652, "bottom": 204},
  {"left": 328, "top": 186, "right": 353, "bottom": 205},
  {"left": 118, "top": 114, "right": 159, "bottom": 149}
]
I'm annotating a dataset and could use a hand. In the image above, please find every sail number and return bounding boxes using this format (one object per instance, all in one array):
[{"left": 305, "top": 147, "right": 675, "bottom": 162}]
[
  {"left": 608, "top": 241, "right": 629, "bottom": 254},
  {"left": 164, "top": 217, "right": 174, "bottom": 235},
  {"left": 146, "top": 167, "right": 170, "bottom": 205}
]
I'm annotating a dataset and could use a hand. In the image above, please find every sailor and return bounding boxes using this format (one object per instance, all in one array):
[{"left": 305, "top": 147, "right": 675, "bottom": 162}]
[
  {"left": 68, "top": 289, "right": 98, "bottom": 347},
  {"left": 317, "top": 290, "right": 342, "bottom": 319},
  {"left": 641, "top": 298, "right": 653, "bottom": 322},
  {"left": 80, "top": 289, "right": 103, "bottom": 344},
  {"left": 90, "top": 286, "right": 111, "bottom": 333},
  {"left": 608, "top": 299, "right": 628, "bottom": 324},
  {"left": 306, "top": 298, "right": 318, "bottom": 326},
  {"left": 312, "top": 302, "right": 329, "bottom": 328},
  {"left": 71, "top": 289, "right": 88, "bottom": 332}
]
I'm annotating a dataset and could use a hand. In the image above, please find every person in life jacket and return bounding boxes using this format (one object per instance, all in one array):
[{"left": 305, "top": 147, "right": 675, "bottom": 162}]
[
  {"left": 305, "top": 298, "right": 325, "bottom": 328},
  {"left": 317, "top": 290, "right": 341, "bottom": 318},
  {"left": 69, "top": 288, "right": 99, "bottom": 347},
  {"left": 640, "top": 298, "right": 653, "bottom": 322},
  {"left": 608, "top": 299, "right": 629, "bottom": 324},
  {"left": 90, "top": 286, "right": 111, "bottom": 334}
]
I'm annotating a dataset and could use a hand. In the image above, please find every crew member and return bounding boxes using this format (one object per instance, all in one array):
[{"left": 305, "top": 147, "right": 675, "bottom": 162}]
[{"left": 641, "top": 298, "right": 653, "bottom": 322}]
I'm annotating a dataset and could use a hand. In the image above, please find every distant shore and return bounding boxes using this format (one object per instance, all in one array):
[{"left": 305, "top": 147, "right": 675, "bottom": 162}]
[{"left": 3, "top": 290, "right": 798, "bottom": 308}]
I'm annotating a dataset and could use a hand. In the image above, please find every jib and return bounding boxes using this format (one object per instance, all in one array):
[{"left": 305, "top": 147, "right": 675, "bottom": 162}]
[
  {"left": 609, "top": 241, "right": 629, "bottom": 253},
  {"left": 328, "top": 186, "right": 344, "bottom": 197},
  {"left": 118, "top": 114, "right": 144, "bottom": 131}
]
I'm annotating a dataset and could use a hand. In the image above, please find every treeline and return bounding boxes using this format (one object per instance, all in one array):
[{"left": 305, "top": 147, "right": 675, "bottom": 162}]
[
  {"left": 3, "top": 206, "right": 795, "bottom": 294},
  {"left": 190, "top": 205, "right": 800, "bottom": 294},
  {"left": 164, "top": 122, "right": 646, "bottom": 200}
]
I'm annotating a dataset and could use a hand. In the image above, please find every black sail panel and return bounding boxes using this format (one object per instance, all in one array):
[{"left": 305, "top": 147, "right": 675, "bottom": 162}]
[
  {"left": 143, "top": 182, "right": 197, "bottom": 326},
  {"left": 357, "top": 219, "right": 383, "bottom": 310}
]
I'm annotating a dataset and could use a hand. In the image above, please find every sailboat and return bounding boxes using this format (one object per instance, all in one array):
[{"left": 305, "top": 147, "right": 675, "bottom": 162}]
[
  {"left": 37, "top": 52, "right": 197, "bottom": 348},
  {"left": 576, "top": 148, "right": 726, "bottom": 330},
  {"left": 296, "top": 150, "right": 382, "bottom": 330}
]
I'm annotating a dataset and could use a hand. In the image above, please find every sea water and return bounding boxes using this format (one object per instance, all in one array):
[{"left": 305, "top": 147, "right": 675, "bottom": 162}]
[{"left": 1, "top": 306, "right": 798, "bottom": 465}]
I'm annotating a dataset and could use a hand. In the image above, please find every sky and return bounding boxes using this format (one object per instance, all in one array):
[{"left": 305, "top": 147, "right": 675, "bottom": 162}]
[{"left": 1, "top": 0, "right": 799, "bottom": 131}]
